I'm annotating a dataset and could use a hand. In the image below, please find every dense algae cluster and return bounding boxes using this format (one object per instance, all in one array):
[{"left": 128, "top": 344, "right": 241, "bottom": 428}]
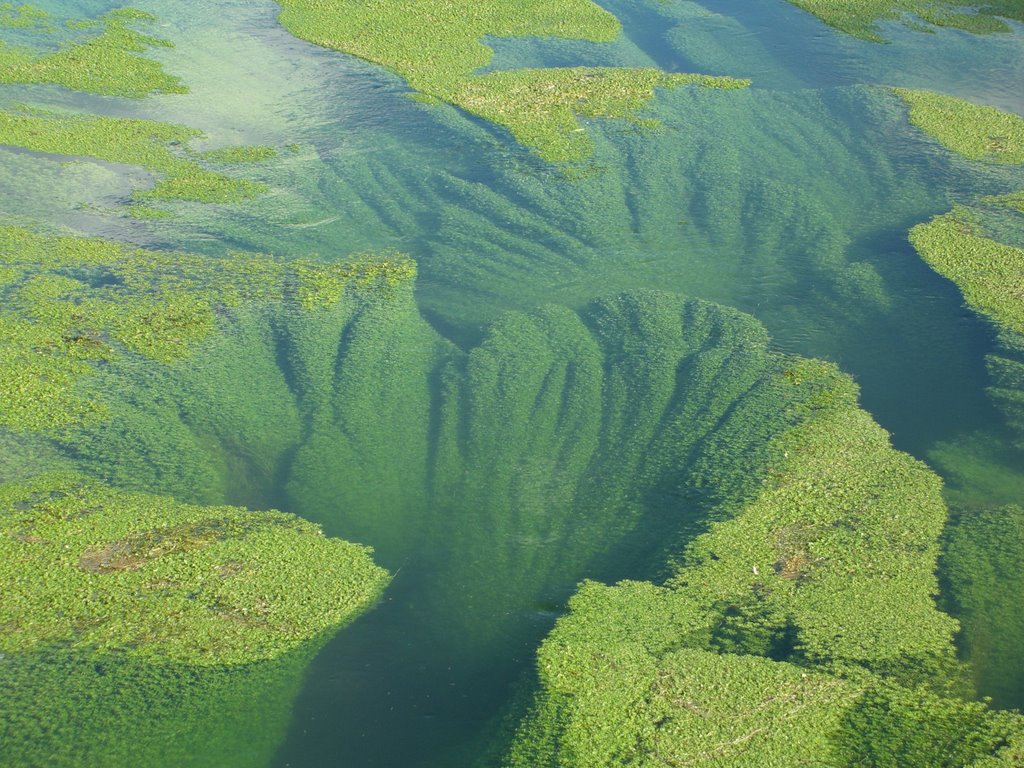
[
  {"left": 0, "top": 473, "right": 389, "bottom": 665},
  {"left": 6, "top": 222, "right": 1019, "bottom": 763}
]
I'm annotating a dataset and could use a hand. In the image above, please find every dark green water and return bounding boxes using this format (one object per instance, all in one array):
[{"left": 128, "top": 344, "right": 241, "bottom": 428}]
[{"left": 2, "top": 0, "right": 1024, "bottom": 765}]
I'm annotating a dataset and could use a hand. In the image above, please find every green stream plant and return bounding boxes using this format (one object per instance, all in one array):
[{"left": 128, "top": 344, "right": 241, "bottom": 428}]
[
  {"left": 943, "top": 505, "right": 1024, "bottom": 710},
  {"left": 893, "top": 88, "right": 1024, "bottom": 165},
  {"left": 897, "top": 91, "right": 1024, "bottom": 449},
  {"left": 2, "top": 222, "right": 1019, "bottom": 764}
]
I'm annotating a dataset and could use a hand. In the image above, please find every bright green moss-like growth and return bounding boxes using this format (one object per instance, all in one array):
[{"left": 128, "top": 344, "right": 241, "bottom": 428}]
[
  {"left": 273, "top": 0, "right": 748, "bottom": 162},
  {"left": 672, "top": 403, "right": 957, "bottom": 668},
  {"left": 0, "top": 107, "right": 265, "bottom": 204},
  {"left": 0, "top": 7, "right": 186, "bottom": 97},
  {"left": 785, "top": 0, "right": 1024, "bottom": 41},
  {"left": 0, "top": 473, "right": 389, "bottom": 665},
  {"left": 893, "top": 89, "right": 1024, "bottom": 165},
  {"left": 0, "top": 226, "right": 415, "bottom": 432}
]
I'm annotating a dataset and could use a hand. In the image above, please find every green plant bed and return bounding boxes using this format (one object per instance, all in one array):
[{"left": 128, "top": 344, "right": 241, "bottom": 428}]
[
  {"left": 0, "top": 472, "right": 390, "bottom": 664},
  {"left": 273, "top": 0, "right": 748, "bottom": 162},
  {"left": 785, "top": 0, "right": 1024, "bottom": 41},
  {"left": 909, "top": 209, "right": 1024, "bottom": 336},
  {"left": 910, "top": 209, "right": 1024, "bottom": 447}
]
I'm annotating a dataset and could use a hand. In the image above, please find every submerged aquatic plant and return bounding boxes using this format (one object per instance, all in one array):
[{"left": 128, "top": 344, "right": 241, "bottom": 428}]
[
  {"left": 272, "top": 0, "right": 748, "bottom": 162},
  {"left": 0, "top": 641, "right": 323, "bottom": 768},
  {"left": 944, "top": 505, "right": 1024, "bottom": 710}
]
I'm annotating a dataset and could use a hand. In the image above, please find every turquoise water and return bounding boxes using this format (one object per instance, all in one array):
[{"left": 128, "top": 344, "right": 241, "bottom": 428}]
[{"left": 2, "top": 1, "right": 1024, "bottom": 765}]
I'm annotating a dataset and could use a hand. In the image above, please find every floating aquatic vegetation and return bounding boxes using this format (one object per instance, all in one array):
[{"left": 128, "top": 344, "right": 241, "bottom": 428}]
[
  {"left": 785, "top": 0, "right": 1024, "bottom": 41},
  {"left": 503, "top": 362, "right": 1024, "bottom": 765},
  {"left": 0, "top": 472, "right": 389, "bottom": 664},
  {"left": 0, "top": 226, "right": 414, "bottom": 432},
  {"left": 0, "top": 6, "right": 284, "bottom": 217},
  {"left": 448, "top": 67, "right": 744, "bottom": 163},
  {"left": 0, "top": 7, "right": 186, "bottom": 97},
  {"left": 892, "top": 88, "right": 1024, "bottom": 165},
  {"left": 272, "top": 0, "right": 748, "bottom": 162}
]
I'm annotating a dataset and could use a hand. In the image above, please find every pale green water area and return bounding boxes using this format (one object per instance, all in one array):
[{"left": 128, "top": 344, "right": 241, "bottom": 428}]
[{"left": 2, "top": 0, "right": 1024, "bottom": 766}]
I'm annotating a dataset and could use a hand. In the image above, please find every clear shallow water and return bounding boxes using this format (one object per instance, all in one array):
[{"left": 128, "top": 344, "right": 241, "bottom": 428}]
[{"left": 2, "top": 0, "right": 1024, "bottom": 765}]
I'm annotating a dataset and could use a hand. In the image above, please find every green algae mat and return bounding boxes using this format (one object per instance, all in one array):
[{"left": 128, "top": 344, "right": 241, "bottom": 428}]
[{"left": 2, "top": 1, "right": 1024, "bottom": 766}]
